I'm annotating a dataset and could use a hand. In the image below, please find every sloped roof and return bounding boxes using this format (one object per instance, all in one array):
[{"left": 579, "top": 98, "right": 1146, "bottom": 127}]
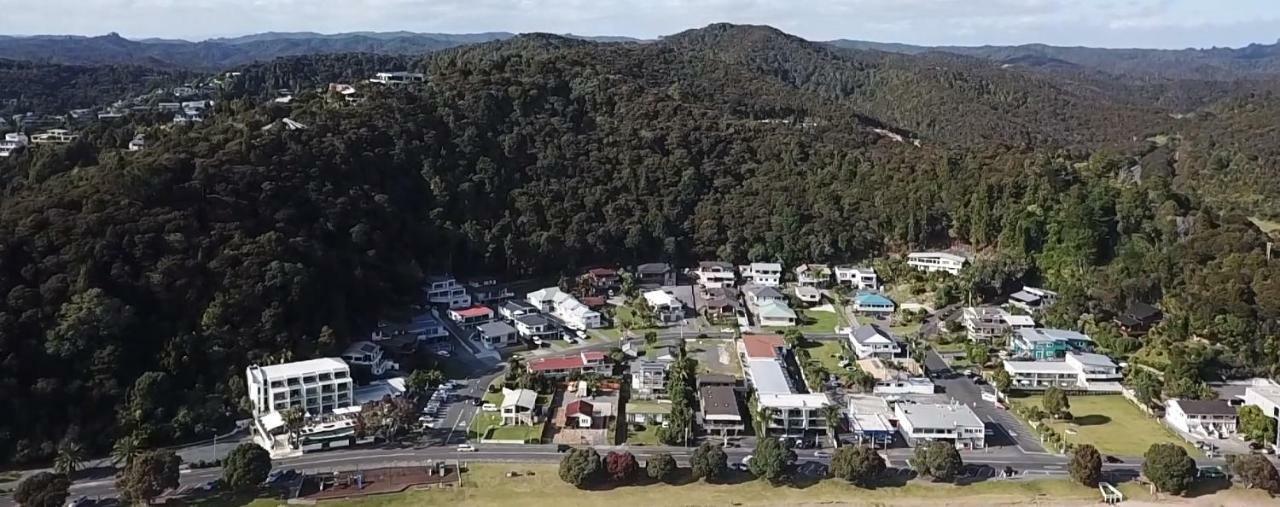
[
  {"left": 742, "top": 334, "right": 786, "bottom": 359},
  {"left": 566, "top": 399, "right": 594, "bottom": 417}
]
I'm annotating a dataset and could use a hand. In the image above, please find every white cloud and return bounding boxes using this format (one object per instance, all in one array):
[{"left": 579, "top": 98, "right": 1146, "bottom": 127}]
[{"left": 0, "top": 0, "right": 1276, "bottom": 48}]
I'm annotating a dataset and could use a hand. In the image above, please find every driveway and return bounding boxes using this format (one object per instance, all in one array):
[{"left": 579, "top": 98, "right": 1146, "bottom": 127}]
[{"left": 925, "top": 350, "right": 1047, "bottom": 454}]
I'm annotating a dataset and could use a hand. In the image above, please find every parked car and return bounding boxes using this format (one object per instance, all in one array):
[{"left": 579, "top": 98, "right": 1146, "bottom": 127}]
[
  {"left": 556, "top": 444, "right": 571, "bottom": 453},
  {"left": 813, "top": 450, "right": 832, "bottom": 458},
  {"left": 482, "top": 403, "right": 498, "bottom": 412},
  {"left": 456, "top": 444, "right": 477, "bottom": 452},
  {"left": 1104, "top": 455, "right": 1123, "bottom": 464}
]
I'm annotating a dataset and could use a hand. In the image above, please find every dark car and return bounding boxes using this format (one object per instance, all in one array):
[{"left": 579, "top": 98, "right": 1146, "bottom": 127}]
[
  {"left": 556, "top": 444, "right": 571, "bottom": 453},
  {"left": 1104, "top": 455, "right": 1123, "bottom": 464}
]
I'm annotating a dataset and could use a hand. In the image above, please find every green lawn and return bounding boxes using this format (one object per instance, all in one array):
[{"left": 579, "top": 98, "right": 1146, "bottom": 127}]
[
  {"left": 797, "top": 307, "right": 845, "bottom": 334},
  {"left": 1010, "top": 394, "right": 1199, "bottom": 457},
  {"left": 624, "top": 422, "right": 663, "bottom": 445},
  {"left": 798, "top": 340, "right": 847, "bottom": 373},
  {"left": 889, "top": 321, "right": 923, "bottom": 338},
  {"left": 596, "top": 305, "right": 655, "bottom": 339},
  {"left": 302, "top": 464, "right": 1198, "bottom": 507},
  {"left": 469, "top": 384, "right": 548, "bottom": 443}
]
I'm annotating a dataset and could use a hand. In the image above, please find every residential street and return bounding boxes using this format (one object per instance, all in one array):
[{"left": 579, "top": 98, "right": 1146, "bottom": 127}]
[{"left": 924, "top": 349, "right": 1047, "bottom": 453}]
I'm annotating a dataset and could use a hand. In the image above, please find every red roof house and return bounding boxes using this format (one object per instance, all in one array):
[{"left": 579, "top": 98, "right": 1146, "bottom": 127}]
[{"left": 742, "top": 334, "right": 786, "bottom": 359}]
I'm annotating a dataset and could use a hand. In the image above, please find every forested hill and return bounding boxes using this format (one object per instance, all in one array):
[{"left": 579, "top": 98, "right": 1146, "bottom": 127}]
[{"left": 0, "top": 24, "right": 1277, "bottom": 467}]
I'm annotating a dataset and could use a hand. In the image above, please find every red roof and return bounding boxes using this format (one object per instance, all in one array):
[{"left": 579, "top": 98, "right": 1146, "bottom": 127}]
[
  {"left": 588, "top": 268, "right": 617, "bottom": 277},
  {"left": 452, "top": 305, "right": 493, "bottom": 318},
  {"left": 566, "top": 399, "right": 594, "bottom": 417},
  {"left": 529, "top": 354, "right": 586, "bottom": 372},
  {"left": 581, "top": 296, "right": 607, "bottom": 308},
  {"left": 742, "top": 334, "right": 786, "bottom": 359},
  {"left": 581, "top": 351, "right": 606, "bottom": 362}
]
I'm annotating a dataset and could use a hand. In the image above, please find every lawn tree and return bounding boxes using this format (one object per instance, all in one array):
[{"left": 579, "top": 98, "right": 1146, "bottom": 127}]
[
  {"left": 1042, "top": 386, "right": 1071, "bottom": 419},
  {"left": 1230, "top": 454, "right": 1280, "bottom": 494},
  {"left": 558, "top": 447, "right": 603, "bottom": 489},
  {"left": 914, "top": 441, "right": 963, "bottom": 482},
  {"left": 1142, "top": 443, "right": 1196, "bottom": 495},
  {"left": 604, "top": 450, "right": 639, "bottom": 484},
  {"left": 646, "top": 452, "right": 678, "bottom": 482},
  {"left": 1069, "top": 444, "right": 1103, "bottom": 487},
  {"left": 783, "top": 329, "right": 805, "bottom": 349},
  {"left": 1239, "top": 405, "right": 1278, "bottom": 446},
  {"left": 830, "top": 445, "right": 885, "bottom": 486},
  {"left": 111, "top": 433, "right": 143, "bottom": 466},
  {"left": 222, "top": 443, "right": 272, "bottom": 492},
  {"left": 116, "top": 450, "right": 181, "bottom": 505},
  {"left": 14, "top": 472, "right": 71, "bottom": 507},
  {"left": 993, "top": 368, "right": 1012, "bottom": 393},
  {"left": 748, "top": 436, "right": 795, "bottom": 484},
  {"left": 690, "top": 442, "right": 728, "bottom": 482}
]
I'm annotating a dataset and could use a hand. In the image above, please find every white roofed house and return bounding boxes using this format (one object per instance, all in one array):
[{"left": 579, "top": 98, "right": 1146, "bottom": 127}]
[
  {"left": 1001, "top": 352, "right": 1122, "bottom": 393},
  {"left": 527, "top": 287, "right": 602, "bottom": 330},
  {"left": 370, "top": 71, "right": 426, "bottom": 85},
  {"left": 694, "top": 261, "right": 737, "bottom": 289},
  {"left": 29, "top": 129, "right": 78, "bottom": 145},
  {"left": 740, "top": 262, "right": 783, "bottom": 287},
  {"left": 758, "top": 393, "right": 832, "bottom": 437},
  {"left": 501, "top": 388, "right": 539, "bottom": 426},
  {"left": 0, "top": 132, "right": 28, "bottom": 157},
  {"left": 834, "top": 266, "right": 878, "bottom": 290},
  {"left": 895, "top": 403, "right": 986, "bottom": 449},
  {"left": 1243, "top": 383, "right": 1280, "bottom": 449},
  {"left": 906, "top": 251, "right": 967, "bottom": 275},
  {"left": 962, "top": 306, "right": 1035, "bottom": 343},
  {"left": 643, "top": 289, "right": 686, "bottom": 324},
  {"left": 847, "top": 324, "right": 905, "bottom": 360},
  {"left": 794, "top": 264, "right": 833, "bottom": 287},
  {"left": 794, "top": 286, "right": 822, "bottom": 305}
]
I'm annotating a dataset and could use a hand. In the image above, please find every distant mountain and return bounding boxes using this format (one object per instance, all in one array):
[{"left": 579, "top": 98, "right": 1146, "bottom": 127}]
[{"left": 826, "top": 39, "right": 1280, "bottom": 80}]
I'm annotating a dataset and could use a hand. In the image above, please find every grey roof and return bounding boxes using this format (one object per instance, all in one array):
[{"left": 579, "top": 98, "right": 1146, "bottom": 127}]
[
  {"left": 745, "top": 284, "right": 785, "bottom": 300},
  {"left": 637, "top": 263, "right": 672, "bottom": 274},
  {"left": 699, "top": 261, "right": 734, "bottom": 270},
  {"left": 747, "top": 360, "right": 793, "bottom": 394},
  {"left": 850, "top": 324, "right": 898, "bottom": 345},
  {"left": 1016, "top": 328, "right": 1091, "bottom": 344},
  {"left": 478, "top": 321, "right": 517, "bottom": 337},
  {"left": 515, "top": 314, "right": 550, "bottom": 327},
  {"left": 1172, "top": 399, "right": 1237, "bottom": 416},
  {"left": 1009, "top": 290, "right": 1039, "bottom": 303},
  {"left": 633, "top": 359, "right": 670, "bottom": 373},
  {"left": 501, "top": 300, "right": 537, "bottom": 312},
  {"left": 697, "top": 373, "right": 738, "bottom": 387},
  {"left": 700, "top": 385, "right": 742, "bottom": 417},
  {"left": 898, "top": 403, "right": 984, "bottom": 429}
]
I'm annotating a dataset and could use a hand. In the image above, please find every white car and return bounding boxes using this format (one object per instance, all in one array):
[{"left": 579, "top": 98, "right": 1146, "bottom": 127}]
[
  {"left": 457, "top": 444, "right": 477, "bottom": 452},
  {"left": 482, "top": 403, "right": 498, "bottom": 412},
  {"left": 720, "top": 328, "right": 736, "bottom": 333},
  {"left": 813, "top": 450, "right": 832, "bottom": 458}
]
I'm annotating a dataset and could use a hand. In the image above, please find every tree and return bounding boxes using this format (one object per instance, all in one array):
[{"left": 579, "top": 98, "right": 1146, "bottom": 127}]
[
  {"left": 14, "top": 472, "right": 71, "bottom": 507},
  {"left": 1142, "top": 443, "right": 1196, "bottom": 495},
  {"left": 914, "top": 441, "right": 963, "bottom": 482},
  {"left": 604, "top": 451, "right": 639, "bottom": 484},
  {"left": 783, "top": 329, "right": 805, "bottom": 349},
  {"left": 689, "top": 442, "right": 728, "bottom": 482},
  {"left": 111, "top": 433, "right": 143, "bottom": 466},
  {"left": 116, "top": 450, "right": 181, "bottom": 505},
  {"left": 53, "top": 440, "right": 84, "bottom": 476},
  {"left": 1240, "top": 405, "right": 1278, "bottom": 446},
  {"left": 405, "top": 369, "right": 445, "bottom": 397},
  {"left": 993, "top": 368, "right": 1012, "bottom": 393},
  {"left": 822, "top": 404, "right": 843, "bottom": 444},
  {"left": 830, "top": 446, "right": 885, "bottom": 486},
  {"left": 281, "top": 406, "right": 305, "bottom": 446},
  {"left": 1069, "top": 444, "right": 1102, "bottom": 487},
  {"left": 558, "top": 447, "right": 602, "bottom": 489},
  {"left": 644, "top": 331, "right": 658, "bottom": 348},
  {"left": 965, "top": 344, "right": 990, "bottom": 367},
  {"left": 1042, "top": 386, "right": 1071, "bottom": 419},
  {"left": 1231, "top": 454, "right": 1280, "bottom": 494},
  {"left": 748, "top": 436, "right": 795, "bottom": 484},
  {"left": 222, "top": 443, "right": 272, "bottom": 492},
  {"left": 646, "top": 452, "right": 678, "bottom": 482}
]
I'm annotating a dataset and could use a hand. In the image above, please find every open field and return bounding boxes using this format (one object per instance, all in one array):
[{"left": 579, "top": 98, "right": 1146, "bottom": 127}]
[
  {"left": 1010, "top": 394, "right": 1198, "bottom": 457},
  {"left": 597, "top": 305, "right": 656, "bottom": 339},
  {"left": 798, "top": 306, "right": 845, "bottom": 334}
]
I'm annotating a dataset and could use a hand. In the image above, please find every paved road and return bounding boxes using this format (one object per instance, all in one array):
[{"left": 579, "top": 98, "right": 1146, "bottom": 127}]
[{"left": 923, "top": 349, "right": 1047, "bottom": 454}]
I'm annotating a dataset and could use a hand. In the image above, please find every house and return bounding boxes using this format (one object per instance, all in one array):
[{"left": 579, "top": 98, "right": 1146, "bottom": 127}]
[
  {"left": 245, "top": 358, "right": 355, "bottom": 457},
  {"left": 627, "top": 400, "right": 671, "bottom": 425},
  {"left": 1009, "top": 286, "right": 1058, "bottom": 313},
  {"left": 906, "top": 252, "right": 967, "bottom": 276},
  {"left": 694, "top": 261, "right": 736, "bottom": 288},
  {"left": 1002, "top": 352, "right": 1123, "bottom": 392},
  {"left": 514, "top": 314, "right": 559, "bottom": 340},
  {"left": 757, "top": 393, "right": 832, "bottom": 436},
  {"left": 29, "top": 129, "right": 78, "bottom": 144},
  {"left": 847, "top": 395, "right": 896, "bottom": 446},
  {"left": 631, "top": 360, "right": 669, "bottom": 400},
  {"left": 371, "top": 311, "right": 448, "bottom": 343},
  {"left": 448, "top": 305, "right": 495, "bottom": 327},
  {"left": 962, "top": 306, "right": 1036, "bottom": 342},
  {"left": 425, "top": 275, "right": 472, "bottom": 309},
  {"left": 340, "top": 341, "right": 397, "bottom": 376},
  {"left": 127, "top": 135, "right": 146, "bottom": 151},
  {"left": 1243, "top": 384, "right": 1280, "bottom": 448},
  {"left": 501, "top": 388, "right": 539, "bottom": 426},
  {"left": 697, "top": 373, "right": 738, "bottom": 388},
  {"left": 466, "top": 279, "right": 515, "bottom": 304},
  {"left": 834, "top": 266, "right": 878, "bottom": 290},
  {"left": 477, "top": 321, "right": 519, "bottom": 348},
  {"left": 794, "top": 264, "right": 832, "bottom": 287},
  {"left": 643, "top": 289, "right": 686, "bottom": 323},
  {"left": 636, "top": 263, "right": 675, "bottom": 287},
  {"left": 498, "top": 300, "right": 538, "bottom": 321},
  {"left": 700, "top": 385, "right": 745, "bottom": 435},
  {"left": 527, "top": 351, "right": 606, "bottom": 377},
  {"left": 895, "top": 403, "right": 986, "bottom": 449},
  {"left": 744, "top": 284, "right": 797, "bottom": 327},
  {"left": 1115, "top": 302, "right": 1163, "bottom": 335},
  {"left": 740, "top": 334, "right": 796, "bottom": 394},
  {"left": 702, "top": 287, "right": 742, "bottom": 323},
  {"left": 584, "top": 267, "right": 621, "bottom": 294},
  {"left": 1165, "top": 399, "right": 1237, "bottom": 438},
  {"left": 328, "top": 83, "right": 362, "bottom": 104},
  {"left": 873, "top": 377, "right": 936, "bottom": 395},
  {"left": 566, "top": 399, "right": 596, "bottom": 428},
  {"left": 740, "top": 262, "right": 783, "bottom": 287},
  {"left": 1010, "top": 328, "right": 1094, "bottom": 360},
  {"left": 370, "top": 71, "right": 425, "bottom": 85},
  {"left": 852, "top": 292, "right": 896, "bottom": 314},
  {"left": 847, "top": 324, "right": 904, "bottom": 359},
  {"left": 0, "top": 133, "right": 28, "bottom": 157},
  {"left": 527, "top": 287, "right": 602, "bottom": 330},
  {"left": 795, "top": 286, "right": 822, "bottom": 304}
]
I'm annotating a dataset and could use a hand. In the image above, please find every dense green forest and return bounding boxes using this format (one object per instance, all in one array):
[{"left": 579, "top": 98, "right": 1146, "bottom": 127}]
[{"left": 0, "top": 24, "right": 1277, "bottom": 466}]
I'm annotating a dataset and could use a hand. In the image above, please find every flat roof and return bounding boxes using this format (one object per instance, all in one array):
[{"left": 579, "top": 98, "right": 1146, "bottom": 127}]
[
  {"left": 897, "top": 403, "right": 984, "bottom": 429},
  {"left": 1004, "top": 314, "right": 1036, "bottom": 327},
  {"left": 1004, "top": 360, "right": 1079, "bottom": 374},
  {"left": 852, "top": 413, "right": 893, "bottom": 433},
  {"left": 252, "top": 358, "right": 349, "bottom": 379},
  {"left": 1070, "top": 352, "right": 1118, "bottom": 368},
  {"left": 699, "top": 385, "right": 741, "bottom": 417},
  {"left": 758, "top": 393, "right": 831, "bottom": 409},
  {"left": 478, "top": 321, "right": 517, "bottom": 337},
  {"left": 1016, "top": 328, "right": 1092, "bottom": 343},
  {"left": 1246, "top": 385, "right": 1280, "bottom": 405},
  {"left": 846, "top": 394, "right": 892, "bottom": 417},
  {"left": 747, "top": 359, "right": 793, "bottom": 394},
  {"left": 353, "top": 377, "right": 406, "bottom": 405},
  {"left": 643, "top": 290, "right": 680, "bottom": 307},
  {"left": 742, "top": 334, "right": 786, "bottom": 359},
  {"left": 908, "top": 251, "right": 967, "bottom": 263}
]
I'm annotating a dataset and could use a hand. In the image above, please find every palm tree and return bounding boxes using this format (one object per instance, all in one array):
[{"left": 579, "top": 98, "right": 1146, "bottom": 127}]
[
  {"left": 54, "top": 440, "right": 85, "bottom": 476},
  {"left": 821, "top": 405, "right": 843, "bottom": 448},
  {"left": 506, "top": 355, "right": 525, "bottom": 374},
  {"left": 111, "top": 434, "right": 141, "bottom": 466},
  {"left": 282, "top": 407, "right": 305, "bottom": 447},
  {"left": 755, "top": 405, "right": 778, "bottom": 436}
]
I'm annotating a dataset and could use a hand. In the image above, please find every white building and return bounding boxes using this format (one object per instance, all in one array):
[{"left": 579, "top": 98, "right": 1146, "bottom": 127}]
[
  {"left": 834, "top": 266, "right": 878, "bottom": 290},
  {"left": 873, "top": 377, "right": 935, "bottom": 395},
  {"left": 757, "top": 393, "right": 832, "bottom": 436},
  {"left": 794, "top": 264, "right": 832, "bottom": 287},
  {"left": 370, "top": 71, "right": 426, "bottom": 85},
  {"left": 694, "top": 261, "right": 737, "bottom": 288},
  {"left": 1002, "top": 352, "right": 1122, "bottom": 392},
  {"left": 794, "top": 286, "right": 822, "bottom": 304},
  {"left": 501, "top": 388, "right": 539, "bottom": 426},
  {"left": 340, "top": 341, "right": 398, "bottom": 376},
  {"left": 1009, "top": 286, "right": 1059, "bottom": 313},
  {"left": 477, "top": 321, "right": 520, "bottom": 348},
  {"left": 29, "top": 129, "right": 78, "bottom": 145},
  {"left": 740, "top": 262, "right": 783, "bottom": 287},
  {"left": 962, "top": 306, "right": 1035, "bottom": 342},
  {"left": 1243, "top": 384, "right": 1280, "bottom": 448},
  {"left": 1165, "top": 399, "right": 1238, "bottom": 438},
  {"left": 0, "top": 133, "right": 28, "bottom": 157},
  {"left": 425, "top": 274, "right": 472, "bottom": 309},
  {"left": 643, "top": 289, "right": 686, "bottom": 323},
  {"left": 847, "top": 324, "right": 904, "bottom": 359},
  {"left": 631, "top": 359, "right": 669, "bottom": 400},
  {"left": 906, "top": 252, "right": 967, "bottom": 275},
  {"left": 127, "top": 135, "right": 146, "bottom": 151},
  {"left": 246, "top": 358, "right": 355, "bottom": 457},
  {"left": 895, "top": 403, "right": 986, "bottom": 449},
  {"left": 527, "top": 287, "right": 602, "bottom": 330}
]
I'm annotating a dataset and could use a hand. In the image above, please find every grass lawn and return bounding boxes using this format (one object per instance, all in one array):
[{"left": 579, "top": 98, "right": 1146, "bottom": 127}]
[
  {"left": 624, "top": 422, "right": 663, "bottom": 445},
  {"left": 932, "top": 342, "right": 966, "bottom": 354},
  {"left": 694, "top": 340, "right": 741, "bottom": 377},
  {"left": 468, "top": 383, "right": 548, "bottom": 443},
  {"left": 798, "top": 307, "right": 846, "bottom": 334},
  {"left": 1010, "top": 394, "right": 1199, "bottom": 457},
  {"left": 597, "top": 305, "right": 655, "bottom": 339},
  {"left": 799, "top": 340, "right": 847, "bottom": 373},
  {"left": 311, "top": 464, "right": 1208, "bottom": 507},
  {"left": 889, "top": 321, "right": 923, "bottom": 337}
]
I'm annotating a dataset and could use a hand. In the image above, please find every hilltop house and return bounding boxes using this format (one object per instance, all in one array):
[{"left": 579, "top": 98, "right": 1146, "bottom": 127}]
[
  {"left": 794, "top": 264, "right": 832, "bottom": 287},
  {"left": 740, "top": 262, "right": 783, "bottom": 287},
  {"left": 636, "top": 263, "right": 675, "bottom": 287},
  {"left": 962, "top": 306, "right": 1035, "bottom": 342},
  {"left": 906, "top": 252, "right": 967, "bottom": 275},
  {"left": 852, "top": 292, "right": 896, "bottom": 314},
  {"left": 424, "top": 274, "right": 472, "bottom": 309},
  {"left": 834, "top": 266, "right": 878, "bottom": 290},
  {"left": 1009, "top": 286, "right": 1058, "bottom": 313},
  {"left": 1009, "top": 328, "right": 1094, "bottom": 360},
  {"left": 1115, "top": 302, "right": 1162, "bottom": 335},
  {"left": 694, "top": 261, "right": 737, "bottom": 289}
]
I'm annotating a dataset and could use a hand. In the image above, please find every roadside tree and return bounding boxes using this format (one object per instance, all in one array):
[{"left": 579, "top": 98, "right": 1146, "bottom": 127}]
[
  {"left": 558, "top": 447, "right": 603, "bottom": 489},
  {"left": 1069, "top": 444, "right": 1102, "bottom": 487},
  {"left": 830, "top": 446, "right": 885, "bottom": 486},
  {"left": 14, "top": 472, "right": 71, "bottom": 507},
  {"left": 1142, "top": 443, "right": 1196, "bottom": 495}
]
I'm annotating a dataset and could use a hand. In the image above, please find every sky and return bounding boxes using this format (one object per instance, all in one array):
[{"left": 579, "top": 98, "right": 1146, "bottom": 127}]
[{"left": 0, "top": 0, "right": 1278, "bottom": 49}]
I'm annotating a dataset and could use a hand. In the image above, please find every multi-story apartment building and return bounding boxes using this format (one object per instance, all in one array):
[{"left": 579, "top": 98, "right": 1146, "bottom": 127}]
[
  {"left": 1009, "top": 328, "right": 1094, "bottom": 360},
  {"left": 895, "top": 403, "right": 986, "bottom": 449}
]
